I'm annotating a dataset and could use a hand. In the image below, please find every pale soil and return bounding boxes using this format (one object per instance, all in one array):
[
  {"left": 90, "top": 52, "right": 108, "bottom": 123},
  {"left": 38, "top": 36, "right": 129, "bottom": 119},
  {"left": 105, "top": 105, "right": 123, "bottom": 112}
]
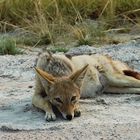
[{"left": 0, "top": 41, "right": 140, "bottom": 140}]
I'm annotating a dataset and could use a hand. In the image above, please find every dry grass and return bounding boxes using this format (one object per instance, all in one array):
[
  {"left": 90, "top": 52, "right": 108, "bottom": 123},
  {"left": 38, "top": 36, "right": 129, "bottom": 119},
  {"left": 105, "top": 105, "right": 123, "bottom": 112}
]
[{"left": 0, "top": 0, "right": 140, "bottom": 47}]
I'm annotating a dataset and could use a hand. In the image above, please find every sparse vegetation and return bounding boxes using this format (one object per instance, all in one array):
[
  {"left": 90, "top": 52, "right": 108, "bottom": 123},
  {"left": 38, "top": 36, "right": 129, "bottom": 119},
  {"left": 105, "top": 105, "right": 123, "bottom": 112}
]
[
  {"left": 0, "top": 0, "right": 140, "bottom": 48},
  {"left": 48, "top": 47, "right": 69, "bottom": 53},
  {"left": 0, "top": 36, "right": 22, "bottom": 55},
  {"left": 16, "top": 34, "right": 51, "bottom": 46}
]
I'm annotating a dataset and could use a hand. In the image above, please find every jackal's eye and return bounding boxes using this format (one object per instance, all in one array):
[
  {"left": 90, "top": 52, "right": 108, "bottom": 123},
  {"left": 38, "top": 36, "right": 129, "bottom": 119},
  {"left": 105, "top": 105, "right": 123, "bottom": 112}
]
[
  {"left": 55, "top": 97, "right": 63, "bottom": 104},
  {"left": 71, "top": 96, "right": 76, "bottom": 102}
]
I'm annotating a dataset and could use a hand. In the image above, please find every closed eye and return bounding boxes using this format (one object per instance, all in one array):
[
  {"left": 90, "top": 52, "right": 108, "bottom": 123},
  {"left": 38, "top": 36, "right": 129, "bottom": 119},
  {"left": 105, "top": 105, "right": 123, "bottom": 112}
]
[
  {"left": 71, "top": 96, "right": 77, "bottom": 102},
  {"left": 54, "top": 97, "right": 63, "bottom": 104}
]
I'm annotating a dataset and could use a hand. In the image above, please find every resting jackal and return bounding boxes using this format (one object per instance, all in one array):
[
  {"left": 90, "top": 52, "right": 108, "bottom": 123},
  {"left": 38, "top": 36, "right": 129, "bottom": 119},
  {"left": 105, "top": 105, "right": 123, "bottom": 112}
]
[{"left": 32, "top": 52, "right": 140, "bottom": 121}]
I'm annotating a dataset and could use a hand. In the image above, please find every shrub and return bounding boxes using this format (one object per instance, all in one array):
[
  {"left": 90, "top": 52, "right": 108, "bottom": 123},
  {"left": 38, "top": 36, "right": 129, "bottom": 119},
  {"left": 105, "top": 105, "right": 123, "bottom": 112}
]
[{"left": 0, "top": 36, "right": 22, "bottom": 55}]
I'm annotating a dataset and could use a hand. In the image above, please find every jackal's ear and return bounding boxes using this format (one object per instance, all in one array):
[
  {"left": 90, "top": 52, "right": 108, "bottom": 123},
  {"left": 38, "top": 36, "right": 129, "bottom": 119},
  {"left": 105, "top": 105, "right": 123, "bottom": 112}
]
[
  {"left": 69, "top": 64, "right": 88, "bottom": 88},
  {"left": 45, "top": 50, "right": 53, "bottom": 61},
  {"left": 34, "top": 68, "right": 55, "bottom": 84},
  {"left": 46, "top": 50, "right": 52, "bottom": 58}
]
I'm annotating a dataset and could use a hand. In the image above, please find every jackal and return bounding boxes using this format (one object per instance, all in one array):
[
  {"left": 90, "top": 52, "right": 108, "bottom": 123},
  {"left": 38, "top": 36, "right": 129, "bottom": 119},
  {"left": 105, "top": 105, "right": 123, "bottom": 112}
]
[{"left": 32, "top": 52, "right": 140, "bottom": 121}]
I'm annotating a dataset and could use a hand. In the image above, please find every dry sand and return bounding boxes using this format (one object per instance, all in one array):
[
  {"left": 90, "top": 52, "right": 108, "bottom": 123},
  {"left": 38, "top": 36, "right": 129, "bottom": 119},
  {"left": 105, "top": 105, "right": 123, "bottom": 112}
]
[{"left": 0, "top": 41, "right": 140, "bottom": 140}]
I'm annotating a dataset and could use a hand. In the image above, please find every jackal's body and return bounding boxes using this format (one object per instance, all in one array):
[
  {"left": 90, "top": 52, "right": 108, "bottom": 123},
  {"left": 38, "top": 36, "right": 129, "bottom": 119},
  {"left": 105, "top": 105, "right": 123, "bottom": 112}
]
[{"left": 32, "top": 52, "right": 140, "bottom": 121}]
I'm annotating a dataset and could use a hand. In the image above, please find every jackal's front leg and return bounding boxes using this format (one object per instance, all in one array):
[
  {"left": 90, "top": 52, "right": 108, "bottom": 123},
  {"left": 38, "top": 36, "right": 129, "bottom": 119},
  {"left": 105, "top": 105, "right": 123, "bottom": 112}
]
[
  {"left": 32, "top": 93, "right": 56, "bottom": 121},
  {"left": 74, "top": 104, "right": 81, "bottom": 117}
]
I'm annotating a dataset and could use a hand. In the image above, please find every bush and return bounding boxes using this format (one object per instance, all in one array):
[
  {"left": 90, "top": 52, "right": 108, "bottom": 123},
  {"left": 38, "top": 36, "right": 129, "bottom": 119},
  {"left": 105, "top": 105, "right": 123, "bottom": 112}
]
[{"left": 0, "top": 36, "right": 22, "bottom": 55}]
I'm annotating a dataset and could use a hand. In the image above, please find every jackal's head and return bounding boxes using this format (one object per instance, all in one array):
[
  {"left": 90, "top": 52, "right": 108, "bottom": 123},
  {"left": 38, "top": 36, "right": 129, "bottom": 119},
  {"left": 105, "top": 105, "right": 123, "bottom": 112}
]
[{"left": 35, "top": 65, "right": 88, "bottom": 120}]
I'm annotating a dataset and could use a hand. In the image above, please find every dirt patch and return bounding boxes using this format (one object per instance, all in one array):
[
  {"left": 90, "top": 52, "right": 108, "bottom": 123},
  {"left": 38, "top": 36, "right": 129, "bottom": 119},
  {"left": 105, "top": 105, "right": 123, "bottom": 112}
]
[{"left": 0, "top": 41, "right": 140, "bottom": 139}]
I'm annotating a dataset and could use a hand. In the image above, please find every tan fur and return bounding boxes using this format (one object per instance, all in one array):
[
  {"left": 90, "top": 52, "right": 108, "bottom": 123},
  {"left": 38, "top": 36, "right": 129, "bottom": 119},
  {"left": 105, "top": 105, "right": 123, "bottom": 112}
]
[
  {"left": 33, "top": 53, "right": 140, "bottom": 121},
  {"left": 71, "top": 54, "right": 140, "bottom": 94},
  {"left": 33, "top": 53, "right": 88, "bottom": 121}
]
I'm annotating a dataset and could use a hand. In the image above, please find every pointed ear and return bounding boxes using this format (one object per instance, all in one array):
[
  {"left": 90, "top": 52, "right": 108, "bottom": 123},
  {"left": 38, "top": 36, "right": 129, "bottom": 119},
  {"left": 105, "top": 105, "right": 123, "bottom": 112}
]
[
  {"left": 46, "top": 50, "right": 52, "bottom": 57},
  {"left": 45, "top": 50, "right": 53, "bottom": 61},
  {"left": 34, "top": 68, "right": 55, "bottom": 84},
  {"left": 69, "top": 64, "right": 88, "bottom": 88},
  {"left": 65, "top": 54, "right": 72, "bottom": 59}
]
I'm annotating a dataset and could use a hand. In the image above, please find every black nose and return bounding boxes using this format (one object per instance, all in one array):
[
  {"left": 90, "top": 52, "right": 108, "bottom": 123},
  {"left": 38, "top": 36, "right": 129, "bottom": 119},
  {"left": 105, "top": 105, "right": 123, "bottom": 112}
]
[{"left": 66, "top": 115, "right": 72, "bottom": 120}]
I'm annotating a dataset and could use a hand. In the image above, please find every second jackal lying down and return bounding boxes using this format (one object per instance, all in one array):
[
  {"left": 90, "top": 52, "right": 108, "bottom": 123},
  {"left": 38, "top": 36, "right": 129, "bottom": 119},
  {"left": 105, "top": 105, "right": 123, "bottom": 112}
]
[{"left": 32, "top": 52, "right": 140, "bottom": 121}]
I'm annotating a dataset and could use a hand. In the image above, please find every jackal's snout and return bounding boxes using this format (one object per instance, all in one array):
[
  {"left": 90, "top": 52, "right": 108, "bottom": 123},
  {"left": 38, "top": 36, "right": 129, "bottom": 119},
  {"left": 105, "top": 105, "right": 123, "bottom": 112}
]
[
  {"left": 60, "top": 107, "right": 75, "bottom": 121},
  {"left": 66, "top": 114, "right": 73, "bottom": 120}
]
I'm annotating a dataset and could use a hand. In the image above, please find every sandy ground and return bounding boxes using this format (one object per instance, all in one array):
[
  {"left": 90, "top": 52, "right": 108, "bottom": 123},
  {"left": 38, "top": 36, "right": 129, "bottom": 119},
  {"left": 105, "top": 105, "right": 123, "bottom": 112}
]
[{"left": 0, "top": 41, "right": 140, "bottom": 140}]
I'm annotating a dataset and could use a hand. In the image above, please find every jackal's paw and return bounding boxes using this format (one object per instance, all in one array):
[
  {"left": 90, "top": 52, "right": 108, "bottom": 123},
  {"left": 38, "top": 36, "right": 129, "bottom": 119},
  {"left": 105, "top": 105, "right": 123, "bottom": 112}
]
[
  {"left": 74, "top": 110, "right": 81, "bottom": 117},
  {"left": 45, "top": 111, "right": 56, "bottom": 121},
  {"left": 95, "top": 65, "right": 104, "bottom": 73}
]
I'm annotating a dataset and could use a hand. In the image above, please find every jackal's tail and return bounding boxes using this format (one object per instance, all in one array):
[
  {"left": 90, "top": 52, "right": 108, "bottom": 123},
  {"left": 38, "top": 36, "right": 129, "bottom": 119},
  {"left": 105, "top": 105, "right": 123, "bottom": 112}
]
[{"left": 123, "top": 70, "right": 140, "bottom": 80}]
